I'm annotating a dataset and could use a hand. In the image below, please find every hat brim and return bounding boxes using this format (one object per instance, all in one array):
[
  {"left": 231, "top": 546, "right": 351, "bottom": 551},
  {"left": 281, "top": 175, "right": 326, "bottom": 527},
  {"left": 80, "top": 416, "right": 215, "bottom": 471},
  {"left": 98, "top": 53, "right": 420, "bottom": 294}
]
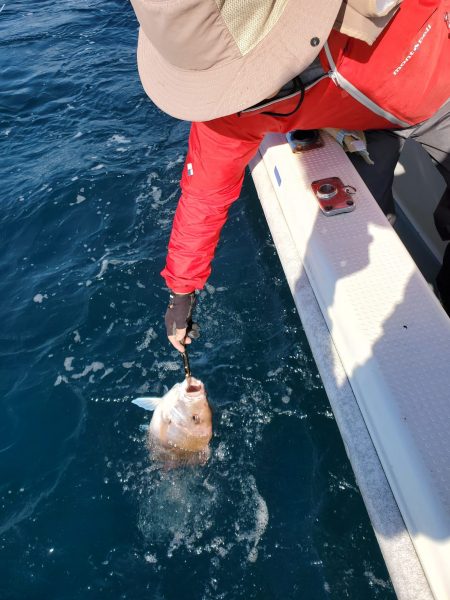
[{"left": 136, "top": 0, "right": 342, "bottom": 122}]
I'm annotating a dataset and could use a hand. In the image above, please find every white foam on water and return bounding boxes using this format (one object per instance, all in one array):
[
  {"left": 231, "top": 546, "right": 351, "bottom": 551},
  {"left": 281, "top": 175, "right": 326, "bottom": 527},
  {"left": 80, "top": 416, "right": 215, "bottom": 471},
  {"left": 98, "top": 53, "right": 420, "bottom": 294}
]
[
  {"left": 95, "top": 256, "right": 139, "bottom": 279},
  {"left": 100, "top": 368, "right": 114, "bottom": 379},
  {"left": 136, "top": 469, "right": 222, "bottom": 560},
  {"left": 147, "top": 171, "right": 159, "bottom": 185},
  {"left": 246, "top": 476, "right": 269, "bottom": 563},
  {"left": 92, "top": 396, "right": 129, "bottom": 404},
  {"left": 91, "top": 164, "right": 105, "bottom": 171},
  {"left": 136, "top": 328, "right": 158, "bottom": 351},
  {"left": 33, "top": 293, "right": 47, "bottom": 303},
  {"left": 136, "top": 382, "right": 150, "bottom": 395},
  {"left": 150, "top": 189, "right": 177, "bottom": 210},
  {"left": 150, "top": 186, "right": 162, "bottom": 203},
  {"left": 109, "top": 134, "right": 130, "bottom": 144},
  {"left": 144, "top": 553, "right": 157, "bottom": 564},
  {"left": 156, "top": 217, "right": 173, "bottom": 228},
  {"left": 96, "top": 259, "right": 109, "bottom": 279},
  {"left": 73, "top": 330, "right": 81, "bottom": 343},
  {"left": 155, "top": 360, "right": 179, "bottom": 373},
  {"left": 64, "top": 357, "right": 74, "bottom": 372},
  {"left": 54, "top": 375, "right": 68, "bottom": 386},
  {"left": 267, "top": 367, "right": 283, "bottom": 377},
  {"left": 364, "top": 569, "right": 391, "bottom": 590},
  {"left": 215, "top": 442, "right": 228, "bottom": 462},
  {"left": 71, "top": 361, "right": 105, "bottom": 380},
  {"left": 76, "top": 195, "right": 86, "bottom": 204},
  {"left": 165, "top": 154, "right": 184, "bottom": 170}
]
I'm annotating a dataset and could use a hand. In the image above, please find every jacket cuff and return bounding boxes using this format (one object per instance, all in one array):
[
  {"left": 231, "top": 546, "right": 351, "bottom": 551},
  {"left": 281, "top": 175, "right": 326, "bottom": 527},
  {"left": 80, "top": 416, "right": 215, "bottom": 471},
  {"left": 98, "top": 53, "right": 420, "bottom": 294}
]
[{"left": 161, "top": 267, "right": 199, "bottom": 294}]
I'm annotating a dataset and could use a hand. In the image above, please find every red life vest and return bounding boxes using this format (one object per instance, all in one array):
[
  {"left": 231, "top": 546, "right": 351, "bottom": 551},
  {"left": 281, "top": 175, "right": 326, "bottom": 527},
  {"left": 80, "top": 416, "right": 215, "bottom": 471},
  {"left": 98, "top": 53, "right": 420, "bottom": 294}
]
[
  {"left": 238, "top": 0, "right": 450, "bottom": 131},
  {"left": 322, "top": 0, "right": 450, "bottom": 127}
]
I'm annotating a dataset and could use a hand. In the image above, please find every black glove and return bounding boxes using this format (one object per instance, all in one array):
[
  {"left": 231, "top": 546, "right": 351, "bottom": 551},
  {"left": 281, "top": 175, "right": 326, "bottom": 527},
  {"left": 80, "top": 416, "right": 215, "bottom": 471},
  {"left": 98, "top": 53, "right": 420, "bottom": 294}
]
[{"left": 164, "top": 292, "right": 200, "bottom": 339}]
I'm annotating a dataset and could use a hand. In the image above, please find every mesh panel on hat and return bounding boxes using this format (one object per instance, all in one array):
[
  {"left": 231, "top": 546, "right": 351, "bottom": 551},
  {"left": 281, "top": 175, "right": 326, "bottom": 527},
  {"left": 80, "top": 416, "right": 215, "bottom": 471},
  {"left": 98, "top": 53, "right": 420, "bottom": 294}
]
[{"left": 215, "top": 0, "right": 289, "bottom": 55}]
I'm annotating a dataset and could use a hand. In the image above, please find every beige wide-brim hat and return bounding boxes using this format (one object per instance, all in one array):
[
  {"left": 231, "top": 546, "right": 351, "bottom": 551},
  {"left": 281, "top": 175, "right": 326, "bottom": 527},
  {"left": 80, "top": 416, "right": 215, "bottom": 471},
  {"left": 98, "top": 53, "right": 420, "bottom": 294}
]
[{"left": 130, "top": 0, "right": 342, "bottom": 122}]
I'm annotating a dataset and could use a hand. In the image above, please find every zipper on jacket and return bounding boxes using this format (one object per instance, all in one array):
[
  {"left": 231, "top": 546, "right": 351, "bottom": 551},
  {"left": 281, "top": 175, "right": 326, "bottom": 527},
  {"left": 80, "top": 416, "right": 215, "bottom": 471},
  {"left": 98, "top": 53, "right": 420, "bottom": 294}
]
[
  {"left": 240, "top": 89, "right": 302, "bottom": 114},
  {"left": 240, "top": 74, "right": 329, "bottom": 115},
  {"left": 324, "top": 42, "right": 410, "bottom": 128}
]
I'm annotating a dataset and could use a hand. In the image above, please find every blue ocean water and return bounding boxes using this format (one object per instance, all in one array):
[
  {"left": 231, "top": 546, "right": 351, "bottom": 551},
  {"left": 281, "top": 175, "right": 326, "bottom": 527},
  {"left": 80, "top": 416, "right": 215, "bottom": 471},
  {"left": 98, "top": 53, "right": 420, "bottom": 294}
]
[{"left": 0, "top": 2, "right": 396, "bottom": 598}]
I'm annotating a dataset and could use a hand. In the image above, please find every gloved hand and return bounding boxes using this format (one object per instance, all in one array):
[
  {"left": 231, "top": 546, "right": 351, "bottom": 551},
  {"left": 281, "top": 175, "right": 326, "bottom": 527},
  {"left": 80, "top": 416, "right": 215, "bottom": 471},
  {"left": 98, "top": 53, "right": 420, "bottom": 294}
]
[{"left": 164, "top": 291, "right": 199, "bottom": 352}]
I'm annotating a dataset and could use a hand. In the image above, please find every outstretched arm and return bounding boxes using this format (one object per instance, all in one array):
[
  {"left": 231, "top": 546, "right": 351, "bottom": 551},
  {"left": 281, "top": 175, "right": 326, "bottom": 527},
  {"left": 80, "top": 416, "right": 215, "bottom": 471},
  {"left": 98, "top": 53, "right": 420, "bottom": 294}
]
[
  {"left": 161, "top": 117, "right": 263, "bottom": 350},
  {"left": 161, "top": 118, "right": 263, "bottom": 292}
]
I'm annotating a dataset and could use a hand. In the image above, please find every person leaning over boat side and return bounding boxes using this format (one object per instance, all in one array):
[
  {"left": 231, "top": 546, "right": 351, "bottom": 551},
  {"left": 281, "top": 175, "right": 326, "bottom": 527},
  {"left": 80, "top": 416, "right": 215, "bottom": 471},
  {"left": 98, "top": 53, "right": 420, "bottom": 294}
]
[{"left": 128, "top": 0, "right": 450, "bottom": 351}]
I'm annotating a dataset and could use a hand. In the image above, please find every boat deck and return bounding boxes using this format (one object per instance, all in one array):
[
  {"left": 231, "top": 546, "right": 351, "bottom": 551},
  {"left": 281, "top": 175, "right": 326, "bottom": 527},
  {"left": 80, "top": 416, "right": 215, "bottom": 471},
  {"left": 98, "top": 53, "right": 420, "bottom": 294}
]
[{"left": 250, "top": 132, "right": 450, "bottom": 600}]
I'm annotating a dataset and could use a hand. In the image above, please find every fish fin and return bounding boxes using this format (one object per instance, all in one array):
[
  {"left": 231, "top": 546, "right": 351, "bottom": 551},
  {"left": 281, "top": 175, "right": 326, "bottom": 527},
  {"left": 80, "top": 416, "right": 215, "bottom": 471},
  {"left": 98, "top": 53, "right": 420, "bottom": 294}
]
[{"left": 132, "top": 397, "right": 161, "bottom": 411}]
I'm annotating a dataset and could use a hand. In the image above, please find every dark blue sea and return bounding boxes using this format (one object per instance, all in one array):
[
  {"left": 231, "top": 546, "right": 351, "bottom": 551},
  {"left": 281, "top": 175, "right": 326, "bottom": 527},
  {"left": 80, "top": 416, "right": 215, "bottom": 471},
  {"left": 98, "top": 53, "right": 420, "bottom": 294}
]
[{"left": 0, "top": 2, "right": 396, "bottom": 598}]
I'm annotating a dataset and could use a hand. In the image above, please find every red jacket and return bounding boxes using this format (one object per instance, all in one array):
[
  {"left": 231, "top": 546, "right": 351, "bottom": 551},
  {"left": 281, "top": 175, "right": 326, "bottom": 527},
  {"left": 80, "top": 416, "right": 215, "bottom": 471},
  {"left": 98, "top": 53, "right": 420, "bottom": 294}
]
[{"left": 161, "top": 0, "right": 450, "bottom": 292}]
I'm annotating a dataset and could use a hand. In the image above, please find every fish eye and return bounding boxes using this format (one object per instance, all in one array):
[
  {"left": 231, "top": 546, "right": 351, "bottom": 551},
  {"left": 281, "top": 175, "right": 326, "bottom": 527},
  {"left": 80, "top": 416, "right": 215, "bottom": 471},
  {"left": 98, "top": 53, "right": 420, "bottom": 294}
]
[{"left": 192, "top": 415, "right": 200, "bottom": 424}]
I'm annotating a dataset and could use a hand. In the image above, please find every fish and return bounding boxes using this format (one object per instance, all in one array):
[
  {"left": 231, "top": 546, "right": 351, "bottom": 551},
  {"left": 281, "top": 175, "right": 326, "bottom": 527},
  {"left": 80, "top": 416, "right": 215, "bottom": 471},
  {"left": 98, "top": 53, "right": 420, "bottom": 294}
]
[{"left": 132, "top": 377, "right": 212, "bottom": 465}]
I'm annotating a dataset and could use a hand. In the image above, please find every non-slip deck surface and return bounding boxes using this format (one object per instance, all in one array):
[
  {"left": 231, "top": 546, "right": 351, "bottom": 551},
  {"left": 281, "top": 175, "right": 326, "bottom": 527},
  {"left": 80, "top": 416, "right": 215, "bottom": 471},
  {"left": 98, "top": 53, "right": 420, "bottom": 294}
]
[{"left": 255, "top": 133, "right": 450, "bottom": 600}]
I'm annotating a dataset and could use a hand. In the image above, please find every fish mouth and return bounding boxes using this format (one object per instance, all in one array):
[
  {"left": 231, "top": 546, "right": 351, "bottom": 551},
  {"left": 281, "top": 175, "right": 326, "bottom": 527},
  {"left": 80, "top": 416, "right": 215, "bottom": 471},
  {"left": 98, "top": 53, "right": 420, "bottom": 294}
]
[
  {"left": 184, "top": 377, "right": 205, "bottom": 397},
  {"left": 186, "top": 383, "right": 202, "bottom": 394}
]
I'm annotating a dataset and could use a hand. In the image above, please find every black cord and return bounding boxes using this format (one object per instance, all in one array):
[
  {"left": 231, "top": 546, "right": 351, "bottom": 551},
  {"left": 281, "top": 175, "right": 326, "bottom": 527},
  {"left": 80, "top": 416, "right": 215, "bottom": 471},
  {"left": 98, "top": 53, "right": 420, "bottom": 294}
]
[
  {"left": 260, "top": 76, "right": 305, "bottom": 118},
  {"left": 237, "top": 76, "right": 306, "bottom": 118}
]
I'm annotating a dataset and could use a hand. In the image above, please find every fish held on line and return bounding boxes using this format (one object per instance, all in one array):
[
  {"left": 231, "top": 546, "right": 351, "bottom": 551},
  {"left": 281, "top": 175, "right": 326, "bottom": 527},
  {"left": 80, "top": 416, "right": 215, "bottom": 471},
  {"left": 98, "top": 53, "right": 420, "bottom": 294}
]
[{"left": 132, "top": 377, "right": 212, "bottom": 465}]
